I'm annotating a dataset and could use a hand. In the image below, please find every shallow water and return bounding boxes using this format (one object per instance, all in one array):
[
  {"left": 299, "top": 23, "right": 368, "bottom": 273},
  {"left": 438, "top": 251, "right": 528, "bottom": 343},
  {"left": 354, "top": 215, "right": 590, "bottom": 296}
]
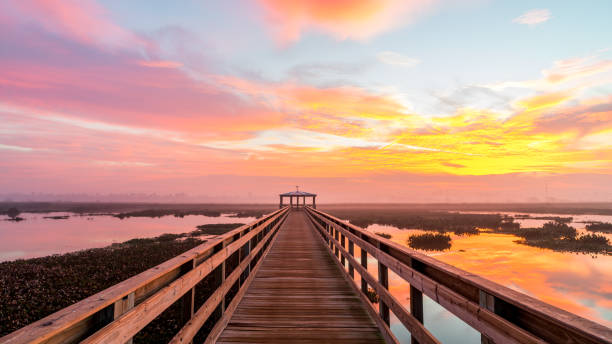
[
  {"left": 362, "top": 217, "right": 612, "bottom": 342},
  {"left": 0, "top": 212, "right": 255, "bottom": 262}
]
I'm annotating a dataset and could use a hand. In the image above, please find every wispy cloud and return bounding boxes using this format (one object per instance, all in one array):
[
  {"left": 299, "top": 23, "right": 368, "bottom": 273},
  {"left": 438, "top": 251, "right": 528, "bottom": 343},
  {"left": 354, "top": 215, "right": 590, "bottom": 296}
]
[
  {"left": 0, "top": 143, "right": 33, "bottom": 152},
  {"left": 513, "top": 9, "right": 551, "bottom": 26},
  {"left": 4, "top": 0, "right": 146, "bottom": 50},
  {"left": 377, "top": 51, "right": 421, "bottom": 68},
  {"left": 93, "top": 160, "right": 155, "bottom": 167}
]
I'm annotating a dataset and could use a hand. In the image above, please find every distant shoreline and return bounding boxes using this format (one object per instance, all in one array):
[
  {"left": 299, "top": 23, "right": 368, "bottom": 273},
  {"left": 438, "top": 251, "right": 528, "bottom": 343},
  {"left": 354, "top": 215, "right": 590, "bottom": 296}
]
[{"left": 2, "top": 201, "right": 612, "bottom": 216}]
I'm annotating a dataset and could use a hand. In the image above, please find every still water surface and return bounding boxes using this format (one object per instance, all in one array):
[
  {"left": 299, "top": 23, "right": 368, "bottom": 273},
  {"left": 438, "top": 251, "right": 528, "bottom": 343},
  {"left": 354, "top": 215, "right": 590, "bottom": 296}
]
[
  {"left": 361, "top": 212, "right": 612, "bottom": 342},
  {"left": 0, "top": 212, "right": 255, "bottom": 262}
]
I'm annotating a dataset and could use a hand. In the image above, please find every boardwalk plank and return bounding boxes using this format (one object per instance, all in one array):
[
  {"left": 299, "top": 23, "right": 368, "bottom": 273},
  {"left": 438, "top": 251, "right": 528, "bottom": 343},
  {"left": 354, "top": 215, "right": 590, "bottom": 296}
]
[{"left": 217, "top": 210, "right": 385, "bottom": 344}]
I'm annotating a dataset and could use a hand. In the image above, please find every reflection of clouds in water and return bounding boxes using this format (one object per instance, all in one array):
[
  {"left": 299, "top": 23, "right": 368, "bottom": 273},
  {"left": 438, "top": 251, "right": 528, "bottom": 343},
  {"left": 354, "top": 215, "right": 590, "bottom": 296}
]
[
  {"left": 364, "top": 220, "right": 612, "bottom": 327},
  {"left": 423, "top": 296, "right": 480, "bottom": 344}
]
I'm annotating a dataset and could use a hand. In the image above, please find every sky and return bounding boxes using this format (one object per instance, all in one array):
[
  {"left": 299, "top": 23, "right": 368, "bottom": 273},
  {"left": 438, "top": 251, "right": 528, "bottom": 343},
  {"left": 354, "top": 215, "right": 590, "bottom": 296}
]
[{"left": 1, "top": 0, "right": 611, "bottom": 203}]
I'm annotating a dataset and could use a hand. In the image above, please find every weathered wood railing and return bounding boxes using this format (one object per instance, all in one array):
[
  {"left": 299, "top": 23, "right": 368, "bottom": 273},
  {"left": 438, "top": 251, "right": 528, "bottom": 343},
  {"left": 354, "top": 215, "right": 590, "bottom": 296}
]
[
  {"left": 1, "top": 207, "right": 290, "bottom": 344},
  {"left": 305, "top": 206, "right": 612, "bottom": 344}
]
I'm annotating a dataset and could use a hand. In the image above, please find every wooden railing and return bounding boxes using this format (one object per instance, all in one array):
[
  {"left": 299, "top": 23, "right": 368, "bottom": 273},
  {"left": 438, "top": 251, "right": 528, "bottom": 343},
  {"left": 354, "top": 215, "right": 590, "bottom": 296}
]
[
  {"left": 305, "top": 206, "right": 612, "bottom": 344},
  {"left": 1, "top": 207, "right": 290, "bottom": 344}
]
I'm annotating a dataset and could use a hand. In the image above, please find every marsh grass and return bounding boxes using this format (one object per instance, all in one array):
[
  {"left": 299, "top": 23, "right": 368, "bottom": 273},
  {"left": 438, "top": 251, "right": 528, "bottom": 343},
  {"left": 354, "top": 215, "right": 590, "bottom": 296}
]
[
  {"left": 0, "top": 223, "right": 244, "bottom": 339},
  {"left": 585, "top": 222, "right": 612, "bottom": 233},
  {"left": 375, "top": 232, "right": 392, "bottom": 239},
  {"left": 499, "top": 221, "right": 611, "bottom": 255},
  {"left": 407, "top": 233, "right": 452, "bottom": 251}
]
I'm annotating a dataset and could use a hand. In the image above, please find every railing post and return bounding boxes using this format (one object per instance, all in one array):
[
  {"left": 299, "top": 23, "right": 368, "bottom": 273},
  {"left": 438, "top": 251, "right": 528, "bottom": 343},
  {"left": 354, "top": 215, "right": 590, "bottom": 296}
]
[
  {"left": 340, "top": 233, "right": 346, "bottom": 267},
  {"left": 377, "top": 243, "right": 390, "bottom": 326},
  {"left": 113, "top": 292, "right": 135, "bottom": 344},
  {"left": 246, "top": 237, "right": 252, "bottom": 276},
  {"left": 410, "top": 260, "right": 424, "bottom": 344},
  {"left": 348, "top": 240, "right": 354, "bottom": 279},
  {"left": 334, "top": 227, "right": 340, "bottom": 258},
  {"left": 217, "top": 242, "right": 227, "bottom": 313},
  {"left": 179, "top": 259, "right": 196, "bottom": 338},
  {"left": 479, "top": 290, "right": 495, "bottom": 344},
  {"left": 360, "top": 247, "right": 368, "bottom": 294}
]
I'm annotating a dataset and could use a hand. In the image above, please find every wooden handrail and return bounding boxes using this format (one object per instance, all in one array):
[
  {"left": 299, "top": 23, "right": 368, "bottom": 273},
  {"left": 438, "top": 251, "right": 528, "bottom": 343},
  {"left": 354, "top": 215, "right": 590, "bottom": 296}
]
[
  {"left": 0, "top": 207, "right": 290, "bottom": 344},
  {"left": 305, "top": 206, "right": 612, "bottom": 344}
]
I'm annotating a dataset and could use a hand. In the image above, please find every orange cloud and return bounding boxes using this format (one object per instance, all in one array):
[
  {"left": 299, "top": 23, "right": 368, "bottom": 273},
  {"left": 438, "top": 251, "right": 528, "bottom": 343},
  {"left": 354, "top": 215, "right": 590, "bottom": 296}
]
[
  {"left": 515, "top": 90, "right": 574, "bottom": 112},
  {"left": 255, "top": 0, "right": 436, "bottom": 43}
]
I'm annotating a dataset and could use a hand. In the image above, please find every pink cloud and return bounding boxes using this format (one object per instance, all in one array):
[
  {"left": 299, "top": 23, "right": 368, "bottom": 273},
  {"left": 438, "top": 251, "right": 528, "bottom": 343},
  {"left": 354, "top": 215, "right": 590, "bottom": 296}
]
[
  {"left": 6, "top": 0, "right": 145, "bottom": 49},
  {"left": 255, "top": 0, "right": 436, "bottom": 44},
  {"left": 543, "top": 57, "right": 612, "bottom": 84},
  {"left": 0, "top": 37, "right": 284, "bottom": 139}
]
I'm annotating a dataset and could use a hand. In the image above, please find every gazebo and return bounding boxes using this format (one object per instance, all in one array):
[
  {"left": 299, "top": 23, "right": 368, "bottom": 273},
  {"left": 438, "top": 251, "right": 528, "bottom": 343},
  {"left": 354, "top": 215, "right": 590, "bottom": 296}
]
[{"left": 279, "top": 187, "right": 317, "bottom": 209}]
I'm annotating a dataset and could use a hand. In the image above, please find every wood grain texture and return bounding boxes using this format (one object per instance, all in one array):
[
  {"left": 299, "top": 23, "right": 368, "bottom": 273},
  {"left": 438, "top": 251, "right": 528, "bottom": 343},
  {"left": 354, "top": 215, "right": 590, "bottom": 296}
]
[{"left": 217, "top": 210, "right": 385, "bottom": 344}]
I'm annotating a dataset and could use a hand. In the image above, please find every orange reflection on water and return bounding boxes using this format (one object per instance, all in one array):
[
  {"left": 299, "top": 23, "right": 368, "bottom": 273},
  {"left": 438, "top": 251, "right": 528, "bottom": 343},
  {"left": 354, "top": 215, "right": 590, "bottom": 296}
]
[{"left": 366, "top": 225, "right": 612, "bottom": 327}]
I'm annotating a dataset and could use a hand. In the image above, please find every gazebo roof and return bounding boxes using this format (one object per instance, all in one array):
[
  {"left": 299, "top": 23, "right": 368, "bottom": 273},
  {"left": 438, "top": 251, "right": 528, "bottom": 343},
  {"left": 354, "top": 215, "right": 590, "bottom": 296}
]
[{"left": 279, "top": 190, "right": 317, "bottom": 196}]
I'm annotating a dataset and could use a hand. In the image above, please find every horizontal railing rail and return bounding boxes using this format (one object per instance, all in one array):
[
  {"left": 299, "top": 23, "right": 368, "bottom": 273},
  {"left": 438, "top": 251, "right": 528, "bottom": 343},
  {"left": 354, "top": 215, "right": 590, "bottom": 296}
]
[
  {"left": 1, "top": 206, "right": 290, "bottom": 344},
  {"left": 305, "top": 206, "right": 612, "bottom": 344}
]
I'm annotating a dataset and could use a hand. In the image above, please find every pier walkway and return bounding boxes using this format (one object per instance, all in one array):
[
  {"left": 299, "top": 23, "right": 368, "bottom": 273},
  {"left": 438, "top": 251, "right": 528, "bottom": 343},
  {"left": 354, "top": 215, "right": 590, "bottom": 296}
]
[{"left": 217, "top": 210, "right": 384, "bottom": 343}]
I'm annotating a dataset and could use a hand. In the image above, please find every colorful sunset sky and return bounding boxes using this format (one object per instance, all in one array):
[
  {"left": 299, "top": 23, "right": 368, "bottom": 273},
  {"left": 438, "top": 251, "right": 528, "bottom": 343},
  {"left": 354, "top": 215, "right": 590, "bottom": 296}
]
[{"left": 1, "top": 0, "right": 611, "bottom": 202}]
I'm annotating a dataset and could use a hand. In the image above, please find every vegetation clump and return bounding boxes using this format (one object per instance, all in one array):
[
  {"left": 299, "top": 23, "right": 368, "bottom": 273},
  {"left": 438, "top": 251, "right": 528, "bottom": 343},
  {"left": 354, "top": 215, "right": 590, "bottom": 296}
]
[
  {"left": 366, "top": 288, "right": 379, "bottom": 304},
  {"left": 498, "top": 221, "right": 611, "bottom": 255},
  {"left": 5, "top": 207, "right": 24, "bottom": 221},
  {"left": 114, "top": 209, "right": 222, "bottom": 219},
  {"left": 523, "top": 215, "right": 573, "bottom": 223},
  {"left": 585, "top": 222, "right": 612, "bottom": 233},
  {"left": 375, "top": 232, "right": 392, "bottom": 239},
  {"left": 6, "top": 207, "right": 20, "bottom": 219},
  {"left": 407, "top": 233, "right": 452, "bottom": 251},
  {"left": 43, "top": 215, "right": 70, "bottom": 220},
  {"left": 500, "top": 219, "right": 520, "bottom": 231},
  {"left": 453, "top": 226, "right": 479, "bottom": 236},
  {"left": 194, "top": 223, "right": 246, "bottom": 235}
]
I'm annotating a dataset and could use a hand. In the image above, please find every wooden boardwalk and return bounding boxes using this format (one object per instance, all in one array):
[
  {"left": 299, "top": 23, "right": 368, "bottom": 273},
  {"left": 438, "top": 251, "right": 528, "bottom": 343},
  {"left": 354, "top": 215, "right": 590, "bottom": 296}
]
[
  {"left": 5, "top": 207, "right": 610, "bottom": 344},
  {"left": 217, "top": 210, "right": 385, "bottom": 344}
]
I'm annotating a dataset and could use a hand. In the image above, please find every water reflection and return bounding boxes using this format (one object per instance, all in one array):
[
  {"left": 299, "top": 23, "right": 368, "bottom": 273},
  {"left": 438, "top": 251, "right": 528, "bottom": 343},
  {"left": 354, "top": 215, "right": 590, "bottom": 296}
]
[
  {"left": 0, "top": 212, "right": 255, "bottom": 262},
  {"left": 364, "top": 221, "right": 612, "bottom": 333}
]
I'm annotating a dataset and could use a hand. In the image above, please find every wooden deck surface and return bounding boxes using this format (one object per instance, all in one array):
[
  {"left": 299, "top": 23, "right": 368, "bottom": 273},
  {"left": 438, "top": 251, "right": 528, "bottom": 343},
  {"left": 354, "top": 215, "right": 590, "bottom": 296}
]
[{"left": 217, "top": 210, "right": 385, "bottom": 344}]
